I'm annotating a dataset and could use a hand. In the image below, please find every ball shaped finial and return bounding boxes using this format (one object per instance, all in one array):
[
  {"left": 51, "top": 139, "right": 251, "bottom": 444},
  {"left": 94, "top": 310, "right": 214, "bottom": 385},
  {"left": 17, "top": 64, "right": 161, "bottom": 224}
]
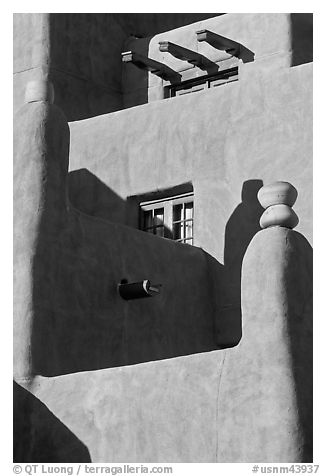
[
  {"left": 257, "top": 181, "right": 298, "bottom": 209},
  {"left": 25, "top": 80, "right": 54, "bottom": 104},
  {"left": 259, "top": 204, "right": 299, "bottom": 229},
  {"left": 257, "top": 181, "right": 299, "bottom": 230}
]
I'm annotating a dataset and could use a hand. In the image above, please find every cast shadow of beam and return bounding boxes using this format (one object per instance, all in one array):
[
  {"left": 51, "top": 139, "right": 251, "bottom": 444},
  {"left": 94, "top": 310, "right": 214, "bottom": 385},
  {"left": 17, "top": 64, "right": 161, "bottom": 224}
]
[
  {"left": 13, "top": 381, "right": 91, "bottom": 463},
  {"left": 290, "top": 13, "right": 313, "bottom": 67},
  {"left": 196, "top": 30, "right": 254, "bottom": 64}
]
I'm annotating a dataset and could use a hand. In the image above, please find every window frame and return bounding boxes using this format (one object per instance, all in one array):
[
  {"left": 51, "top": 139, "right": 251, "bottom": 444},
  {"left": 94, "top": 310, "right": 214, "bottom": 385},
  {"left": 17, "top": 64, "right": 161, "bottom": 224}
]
[
  {"left": 167, "top": 66, "right": 238, "bottom": 98},
  {"left": 139, "top": 192, "right": 194, "bottom": 245}
]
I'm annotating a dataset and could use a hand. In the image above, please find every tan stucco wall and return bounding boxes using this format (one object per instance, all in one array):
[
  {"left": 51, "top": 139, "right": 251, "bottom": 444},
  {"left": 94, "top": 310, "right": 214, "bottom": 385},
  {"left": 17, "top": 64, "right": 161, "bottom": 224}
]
[{"left": 69, "top": 62, "right": 313, "bottom": 260}]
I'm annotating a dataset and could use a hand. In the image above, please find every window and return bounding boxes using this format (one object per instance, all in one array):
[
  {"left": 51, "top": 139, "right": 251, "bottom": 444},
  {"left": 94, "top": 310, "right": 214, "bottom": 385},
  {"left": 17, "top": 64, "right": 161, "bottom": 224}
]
[
  {"left": 140, "top": 193, "right": 194, "bottom": 245},
  {"left": 167, "top": 67, "right": 238, "bottom": 97}
]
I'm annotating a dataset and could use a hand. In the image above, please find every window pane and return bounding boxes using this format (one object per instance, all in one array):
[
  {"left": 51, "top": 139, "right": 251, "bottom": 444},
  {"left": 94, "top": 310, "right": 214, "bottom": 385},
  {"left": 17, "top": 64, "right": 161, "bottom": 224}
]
[
  {"left": 141, "top": 194, "right": 194, "bottom": 245},
  {"left": 173, "top": 222, "right": 181, "bottom": 240},
  {"left": 185, "top": 202, "right": 193, "bottom": 220},
  {"left": 154, "top": 208, "right": 164, "bottom": 226},
  {"left": 144, "top": 210, "right": 153, "bottom": 230},
  {"left": 185, "top": 221, "right": 193, "bottom": 239},
  {"left": 180, "top": 222, "right": 185, "bottom": 240},
  {"left": 173, "top": 204, "right": 182, "bottom": 223},
  {"left": 155, "top": 225, "right": 164, "bottom": 237}
]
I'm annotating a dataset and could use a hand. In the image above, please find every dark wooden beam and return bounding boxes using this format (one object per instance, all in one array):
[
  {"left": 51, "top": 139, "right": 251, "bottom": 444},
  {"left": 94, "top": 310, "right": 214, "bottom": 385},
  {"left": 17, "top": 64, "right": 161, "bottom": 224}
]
[
  {"left": 158, "top": 41, "right": 219, "bottom": 73},
  {"left": 121, "top": 51, "right": 181, "bottom": 83},
  {"left": 196, "top": 29, "right": 241, "bottom": 56}
]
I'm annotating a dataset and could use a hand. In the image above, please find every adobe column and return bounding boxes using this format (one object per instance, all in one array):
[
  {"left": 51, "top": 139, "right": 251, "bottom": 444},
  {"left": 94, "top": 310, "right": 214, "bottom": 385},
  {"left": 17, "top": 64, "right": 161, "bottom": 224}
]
[
  {"left": 13, "top": 80, "right": 70, "bottom": 384},
  {"left": 218, "top": 182, "right": 312, "bottom": 462}
]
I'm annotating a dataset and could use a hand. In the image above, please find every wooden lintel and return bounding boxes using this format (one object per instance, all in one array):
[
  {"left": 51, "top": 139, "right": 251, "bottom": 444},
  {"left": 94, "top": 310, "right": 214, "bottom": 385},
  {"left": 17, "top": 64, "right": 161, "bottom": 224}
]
[
  {"left": 196, "top": 30, "right": 241, "bottom": 56},
  {"left": 158, "top": 41, "right": 219, "bottom": 73},
  {"left": 121, "top": 51, "right": 181, "bottom": 83}
]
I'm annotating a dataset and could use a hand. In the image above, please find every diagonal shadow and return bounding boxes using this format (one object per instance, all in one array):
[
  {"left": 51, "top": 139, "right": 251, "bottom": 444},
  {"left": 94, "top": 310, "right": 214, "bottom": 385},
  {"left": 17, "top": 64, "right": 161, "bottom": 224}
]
[
  {"left": 35, "top": 173, "right": 312, "bottom": 379},
  {"left": 13, "top": 381, "right": 91, "bottom": 463},
  {"left": 31, "top": 169, "right": 228, "bottom": 376}
]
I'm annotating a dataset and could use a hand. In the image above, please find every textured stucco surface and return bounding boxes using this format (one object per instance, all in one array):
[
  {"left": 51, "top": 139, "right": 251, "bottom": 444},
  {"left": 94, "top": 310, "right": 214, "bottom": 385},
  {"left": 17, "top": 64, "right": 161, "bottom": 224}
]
[
  {"left": 14, "top": 98, "right": 227, "bottom": 381},
  {"left": 13, "top": 13, "right": 222, "bottom": 120},
  {"left": 24, "top": 352, "right": 224, "bottom": 462},
  {"left": 69, "top": 62, "right": 313, "bottom": 260},
  {"left": 14, "top": 13, "right": 312, "bottom": 118},
  {"left": 18, "top": 226, "right": 312, "bottom": 462},
  {"left": 14, "top": 382, "right": 91, "bottom": 462},
  {"left": 123, "top": 13, "right": 312, "bottom": 107},
  {"left": 14, "top": 13, "right": 313, "bottom": 464},
  {"left": 14, "top": 100, "right": 70, "bottom": 379},
  {"left": 218, "top": 227, "right": 312, "bottom": 462},
  {"left": 13, "top": 13, "right": 51, "bottom": 113},
  {"left": 13, "top": 14, "right": 127, "bottom": 120},
  {"left": 112, "top": 13, "right": 221, "bottom": 38}
]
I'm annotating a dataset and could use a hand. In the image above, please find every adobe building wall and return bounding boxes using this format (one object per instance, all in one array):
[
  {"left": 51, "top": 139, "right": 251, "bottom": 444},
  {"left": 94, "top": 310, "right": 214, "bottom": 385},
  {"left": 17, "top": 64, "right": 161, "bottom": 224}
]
[
  {"left": 14, "top": 95, "right": 227, "bottom": 380},
  {"left": 13, "top": 14, "right": 51, "bottom": 114},
  {"left": 13, "top": 13, "right": 313, "bottom": 463},
  {"left": 62, "top": 57, "right": 312, "bottom": 462},
  {"left": 22, "top": 225, "right": 312, "bottom": 462},
  {"left": 69, "top": 61, "right": 313, "bottom": 288},
  {"left": 13, "top": 13, "right": 220, "bottom": 121},
  {"left": 14, "top": 13, "right": 311, "bottom": 118},
  {"left": 14, "top": 63, "right": 312, "bottom": 463},
  {"left": 13, "top": 13, "right": 128, "bottom": 120},
  {"left": 123, "top": 13, "right": 312, "bottom": 107}
]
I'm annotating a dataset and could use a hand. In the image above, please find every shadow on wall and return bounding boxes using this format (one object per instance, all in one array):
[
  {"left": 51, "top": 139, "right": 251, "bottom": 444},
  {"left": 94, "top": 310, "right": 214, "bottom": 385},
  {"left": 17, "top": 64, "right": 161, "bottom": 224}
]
[
  {"left": 285, "top": 231, "right": 313, "bottom": 461},
  {"left": 220, "top": 180, "right": 264, "bottom": 346},
  {"left": 121, "top": 35, "right": 154, "bottom": 110},
  {"left": 31, "top": 173, "right": 312, "bottom": 379},
  {"left": 46, "top": 14, "right": 221, "bottom": 120},
  {"left": 110, "top": 14, "right": 224, "bottom": 109},
  {"left": 68, "top": 169, "right": 138, "bottom": 227},
  {"left": 291, "top": 13, "right": 313, "bottom": 67},
  {"left": 68, "top": 168, "right": 189, "bottom": 236},
  {"left": 48, "top": 14, "right": 127, "bottom": 121},
  {"left": 30, "top": 169, "right": 229, "bottom": 377},
  {"left": 43, "top": 13, "right": 312, "bottom": 120},
  {"left": 112, "top": 13, "right": 222, "bottom": 38},
  {"left": 13, "top": 382, "right": 91, "bottom": 462}
]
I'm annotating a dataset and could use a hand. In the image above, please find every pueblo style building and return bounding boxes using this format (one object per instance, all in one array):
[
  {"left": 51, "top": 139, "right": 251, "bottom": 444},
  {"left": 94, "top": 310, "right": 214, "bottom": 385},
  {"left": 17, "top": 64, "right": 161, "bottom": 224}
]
[{"left": 13, "top": 13, "right": 313, "bottom": 463}]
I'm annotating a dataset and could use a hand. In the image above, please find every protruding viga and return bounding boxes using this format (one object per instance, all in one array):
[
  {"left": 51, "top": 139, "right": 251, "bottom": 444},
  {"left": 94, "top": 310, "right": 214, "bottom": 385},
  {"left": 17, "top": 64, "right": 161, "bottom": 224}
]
[{"left": 13, "top": 80, "right": 70, "bottom": 383}]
